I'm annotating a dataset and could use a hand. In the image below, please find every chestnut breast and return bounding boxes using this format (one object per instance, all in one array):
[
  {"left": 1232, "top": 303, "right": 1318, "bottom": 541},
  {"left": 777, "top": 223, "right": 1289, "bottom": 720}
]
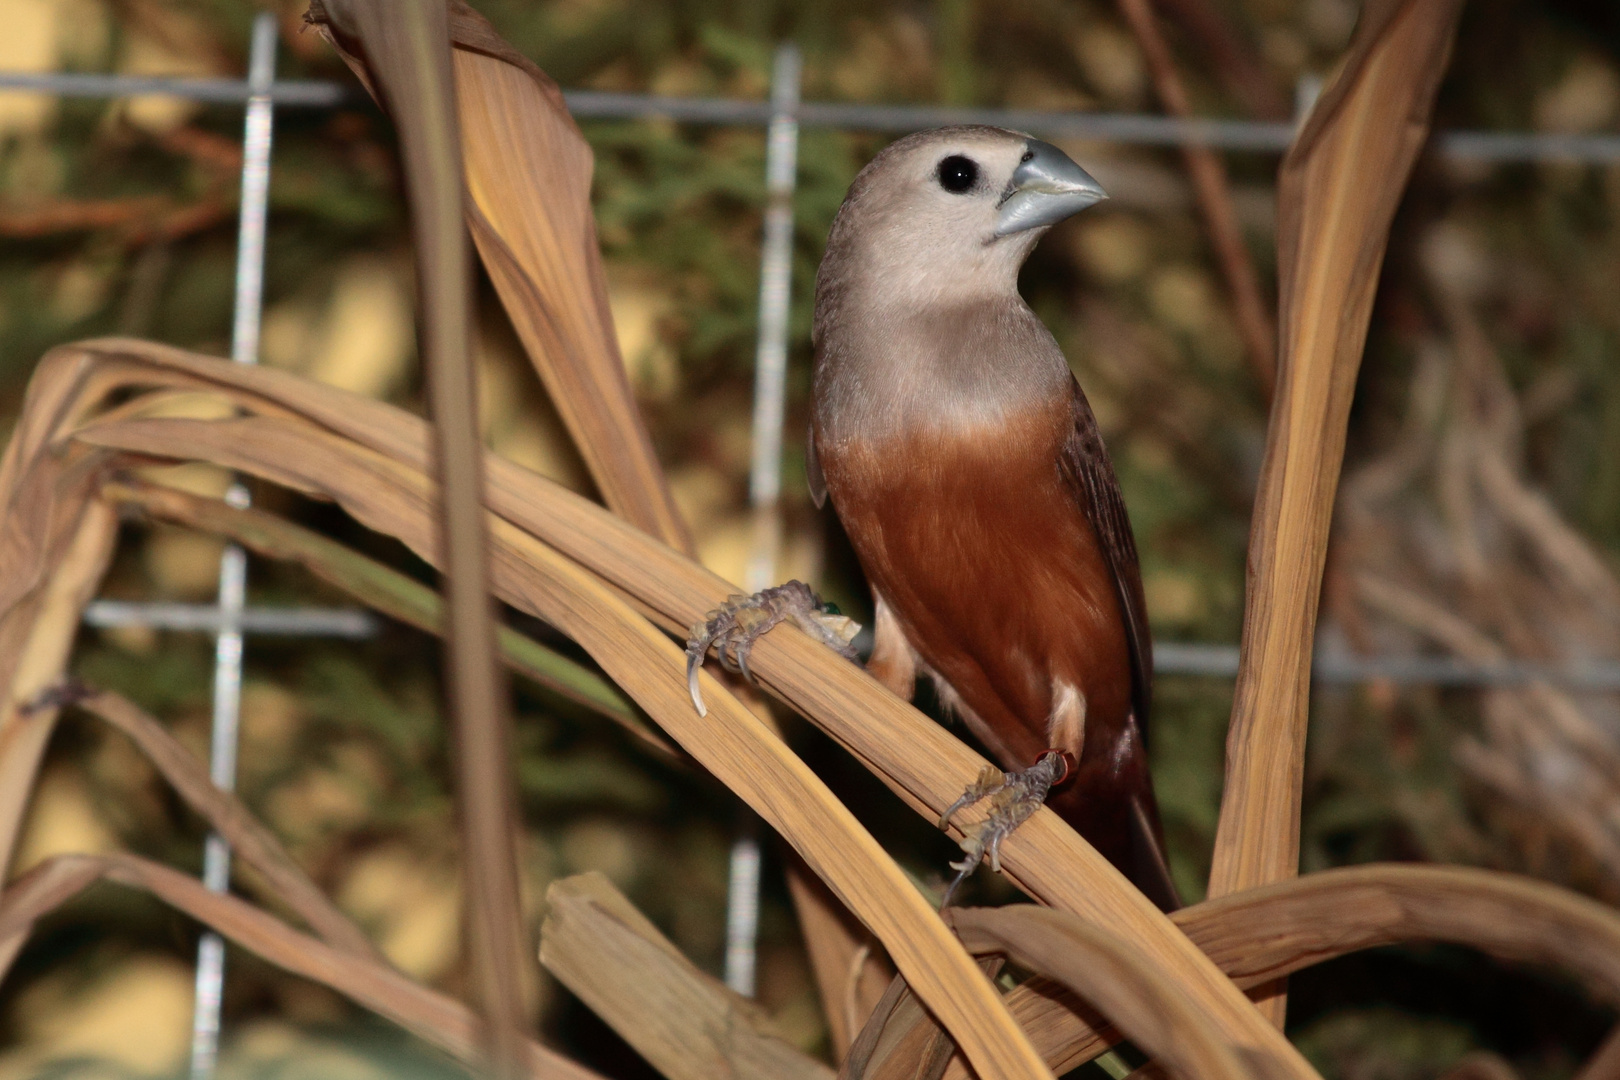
[{"left": 813, "top": 398, "right": 1133, "bottom": 764}]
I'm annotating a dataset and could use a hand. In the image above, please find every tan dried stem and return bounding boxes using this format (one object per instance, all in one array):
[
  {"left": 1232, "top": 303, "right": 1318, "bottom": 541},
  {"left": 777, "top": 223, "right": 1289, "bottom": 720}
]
[
  {"left": 309, "top": 0, "right": 691, "bottom": 553},
  {"left": 301, "top": 6, "right": 894, "bottom": 1047},
  {"left": 541, "top": 872, "right": 834, "bottom": 1080},
  {"left": 785, "top": 851, "right": 894, "bottom": 1060},
  {"left": 101, "top": 478, "right": 666, "bottom": 755},
  {"left": 69, "top": 686, "right": 385, "bottom": 962},
  {"left": 932, "top": 863, "right": 1620, "bottom": 1079},
  {"left": 949, "top": 906, "right": 1252, "bottom": 1080},
  {"left": 0, "top": 853, "right": 604, "bottom": 1080},
  {"left": 0, "top": 496, "right": 118, "bottom": 879},
  {"left": 309, "top": 1, "right": 532, "bottom": 1071},
  {"left": 1208, "top": 0, "right": 1464, "bottom": 1024},
  {"left": 10, "top": 337, "right": 1323, "bottom": 1078}
]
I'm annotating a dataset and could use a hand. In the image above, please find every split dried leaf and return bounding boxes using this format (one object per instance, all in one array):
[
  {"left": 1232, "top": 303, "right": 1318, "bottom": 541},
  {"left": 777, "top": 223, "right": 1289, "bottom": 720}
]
[
  {"left": 1209, "top": 0, "right": 1466, "bottom": 1022},
  {"left": 0, "top": 852, "right": 602, "bottom": 1080},
  {"left": 541, "top": 871, "right": 834, "bottom": 1080},
  {"left": 1, "top": 336, "right": 1321, "bottom": 1079}
]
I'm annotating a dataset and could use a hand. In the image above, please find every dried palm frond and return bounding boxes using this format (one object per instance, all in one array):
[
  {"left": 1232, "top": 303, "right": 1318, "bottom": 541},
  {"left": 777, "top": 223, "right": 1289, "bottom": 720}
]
[
  {"left": 932, "top": 864, "right": 1620, "bottom": 1080},
  {"left": 0, "top": 338, "right": 1072, "bottom": 1078},
  {"left": 541, "top": 871, "right": 834, "bottom": 1080},
  {"left": 0, "top": 852, "right": 605, "bottom": 1080},
  {"left": 1209, "top": 0, "right": 1465, "bottom": 1025},
  {"left": 7, "top": 2, "right": 1612, "bottom": 1079}
]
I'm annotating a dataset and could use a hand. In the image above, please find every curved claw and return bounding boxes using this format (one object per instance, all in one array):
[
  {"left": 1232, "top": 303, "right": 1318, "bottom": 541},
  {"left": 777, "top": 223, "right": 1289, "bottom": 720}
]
[
  {"left": 937, "top": 764, "right": 1005, "bottom": 829},
  {"left": 937, "top": 790, "right": 978, "bottom": 831},
  {"left": 686, "top": 644, "right": 709, "bottom": 716}
]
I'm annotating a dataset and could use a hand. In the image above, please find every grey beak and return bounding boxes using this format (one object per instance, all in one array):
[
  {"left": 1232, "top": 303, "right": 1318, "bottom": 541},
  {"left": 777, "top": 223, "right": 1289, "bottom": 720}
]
[{"left": 994, "top": 139, "right": 1108, "bottom": 237}]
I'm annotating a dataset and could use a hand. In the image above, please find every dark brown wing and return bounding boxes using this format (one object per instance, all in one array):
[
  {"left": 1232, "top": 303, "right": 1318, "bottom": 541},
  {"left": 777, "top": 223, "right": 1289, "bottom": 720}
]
[
  {"left": 1058, "top": 377, "right": 1152, "bottom": 737},
  {"left": 806, "top": 422, "right": 828, "bottom": 509}
]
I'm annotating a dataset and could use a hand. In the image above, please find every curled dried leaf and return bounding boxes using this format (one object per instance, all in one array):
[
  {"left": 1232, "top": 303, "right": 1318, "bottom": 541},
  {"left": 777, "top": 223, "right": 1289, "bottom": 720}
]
[{"left": 0, "top": 853, "right": 603, "bottom": 1080}]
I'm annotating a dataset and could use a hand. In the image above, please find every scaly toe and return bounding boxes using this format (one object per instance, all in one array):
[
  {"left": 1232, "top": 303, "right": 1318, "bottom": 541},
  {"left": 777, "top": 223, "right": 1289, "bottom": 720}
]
[
  {"left": 683, "top": 580, "right": 863, "bottom": 714},
  {"left": 936, "top": 751, "right": 1072, "bottom": 905},
  {"left": 936, "top": 764, "right": 1006, "bottom": 829}
]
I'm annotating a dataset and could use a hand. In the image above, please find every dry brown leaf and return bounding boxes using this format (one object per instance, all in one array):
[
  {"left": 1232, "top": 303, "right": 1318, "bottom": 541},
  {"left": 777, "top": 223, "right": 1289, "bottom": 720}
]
[
  {"left": 948, "top": 906, "right": 1255, "bottom": 1080},
  {"left": 306, "top": 0, "right": 691, "bottom": 553},
  {"left": 1208, "top": 0, "right": 1465, "bottom": 1022},
  {"left": 303, "top": 3, "right": 533, "bottom": 1070},
  {"left": 69, "top": 687, "right": 383, "bottom": 961},
  {"left": 0, "top": 496, "right": 117, "bottom": 878},
  {"left": 785, "top": 853, "right": 894, "bottom": 1060},
  {"left": 540, "top": 871, "right": 834, "bottom": 1080},
  {"left": 24, "top": 337, "right": 1326, "bottom": 1077},
  {"left": 0, "top": 853, "right": 603, "bottom": 1080},
  {"left": 843, "top": 956, "right": 1004, "bottom": 1080},
  {"left": 103, "top": 478, "right": 669, "bottom": 755},
  {"left": 939, "top": 862, "right": 1620, "bottom": 1079},
  {"left": 0, "top": 353, "right": 128, "bottom": 879},
  {"left": 23, "top": 378, "right": 1046, "bottom": 1076}
]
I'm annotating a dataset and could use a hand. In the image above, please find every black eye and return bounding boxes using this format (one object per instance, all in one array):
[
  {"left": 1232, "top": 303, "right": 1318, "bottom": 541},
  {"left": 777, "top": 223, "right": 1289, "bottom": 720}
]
[{"left": 937, "top": 155, "right": 978, "bottom": 193}]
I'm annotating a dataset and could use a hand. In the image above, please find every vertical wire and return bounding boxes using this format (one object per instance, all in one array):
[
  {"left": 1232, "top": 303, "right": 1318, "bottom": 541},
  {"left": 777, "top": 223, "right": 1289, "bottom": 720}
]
[
  {"left": 189, "top": 13, "right": 276, "bottom": 1078},
  {"left": 745, "top": 42, "right": 802, "bottom": 593},
  {"left": 724, "top": 42, "right": 801, "bottom": 999}
]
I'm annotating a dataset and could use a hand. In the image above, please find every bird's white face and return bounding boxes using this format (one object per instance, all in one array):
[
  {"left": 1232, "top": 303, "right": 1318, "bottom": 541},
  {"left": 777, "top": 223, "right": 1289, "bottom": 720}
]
[{"left": 837, "top": 126, "right": 1107, "bottom": 304}]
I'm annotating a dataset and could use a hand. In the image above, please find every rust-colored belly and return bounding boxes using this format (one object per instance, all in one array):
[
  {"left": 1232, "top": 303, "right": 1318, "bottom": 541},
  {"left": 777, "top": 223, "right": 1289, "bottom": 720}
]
[{"left": 817, "top": 409, "right": 1132, "bottom": 768}]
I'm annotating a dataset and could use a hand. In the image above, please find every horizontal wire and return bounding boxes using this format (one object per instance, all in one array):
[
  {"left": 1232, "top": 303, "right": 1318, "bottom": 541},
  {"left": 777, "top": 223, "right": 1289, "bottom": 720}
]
[
  {"left": 0, "top": 71, "right": 1617, "bottom": 162},
  {"left": 84, "top": 600, "right": 376, "bottom": 639}
]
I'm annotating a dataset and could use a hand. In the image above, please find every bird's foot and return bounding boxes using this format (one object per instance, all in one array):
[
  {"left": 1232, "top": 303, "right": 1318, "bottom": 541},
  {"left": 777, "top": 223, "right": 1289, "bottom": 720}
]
[
  {"left": 684, "top": 580, "right": 860, "bottom": 715},
  {"left": 938, "top": 749, "right": 1076, "bottom": 907}
]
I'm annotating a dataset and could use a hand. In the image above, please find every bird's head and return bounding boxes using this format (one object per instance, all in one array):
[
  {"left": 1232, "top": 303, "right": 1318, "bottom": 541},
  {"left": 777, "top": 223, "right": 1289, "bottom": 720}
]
[{"left": 823, "top": 126, "right": 1107, "bottom": 304}]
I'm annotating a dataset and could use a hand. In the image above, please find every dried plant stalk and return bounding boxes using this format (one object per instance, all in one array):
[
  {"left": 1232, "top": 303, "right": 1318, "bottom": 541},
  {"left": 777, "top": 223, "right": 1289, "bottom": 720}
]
[
  {"left": 0, "top": 498, "right": 117, "bottom": 878},
  {"left": 307, "top": 1, "right": 691, "bottom": 553},
  {"left": 102, "top": 478, "right": 666, "bottom": 755},
  {"left": 0, "top": 853, "right": 604, "bottom": 1080},
  {"left": 948, "top": 906, "right": 1254, "bottom": 1080},
  {"left": 843, "top": 956, "right": 1005, "bottom": 1080},
  {"left": 0, "top": 345, "right": 127, "bottom": 878},
  {"left": 308, "top": 2, "right": 532, "bottom": 1069},
  {"left": 10, "top": 338, "right": 1321, "bottom": 1078},
  {"left": 938, "top": 862, "right": 1620, "bottom": 1078},
  {"left": 785, "top": 853, "right": 894, "bottom": 1060},
  {"left": 40, "top": 396, "right": 1052, "bottom": 1074},
  {"left": 1208, "top": 0, "right": 1464, "bottom": 1021},
  {"left": 541, "top": 872, "right": 834, "bottom": 1080},
  {"left": 72, "top": 686, "right": 384, "bottom": 961}
]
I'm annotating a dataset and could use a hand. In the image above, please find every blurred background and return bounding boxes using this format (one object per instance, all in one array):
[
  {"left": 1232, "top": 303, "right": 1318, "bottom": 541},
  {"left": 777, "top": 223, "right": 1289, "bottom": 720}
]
[{"left": 2, "top": 0, "right": 1620, "bottom": 1076}]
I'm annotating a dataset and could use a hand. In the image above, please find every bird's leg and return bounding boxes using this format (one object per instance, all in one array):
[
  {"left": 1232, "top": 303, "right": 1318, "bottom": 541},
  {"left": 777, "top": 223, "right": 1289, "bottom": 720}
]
[
  {"left": 938, "top": 749, "right": 1075, "bottom": 907},
  {"left": 684, "top": 580, "right": 860, "bottom": 715}
]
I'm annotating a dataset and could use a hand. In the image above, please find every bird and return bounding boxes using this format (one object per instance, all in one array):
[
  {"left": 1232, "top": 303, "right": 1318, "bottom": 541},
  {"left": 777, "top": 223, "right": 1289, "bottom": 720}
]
[{"left": 687, "top": 126, "right": 1179, "bottom": 912}]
